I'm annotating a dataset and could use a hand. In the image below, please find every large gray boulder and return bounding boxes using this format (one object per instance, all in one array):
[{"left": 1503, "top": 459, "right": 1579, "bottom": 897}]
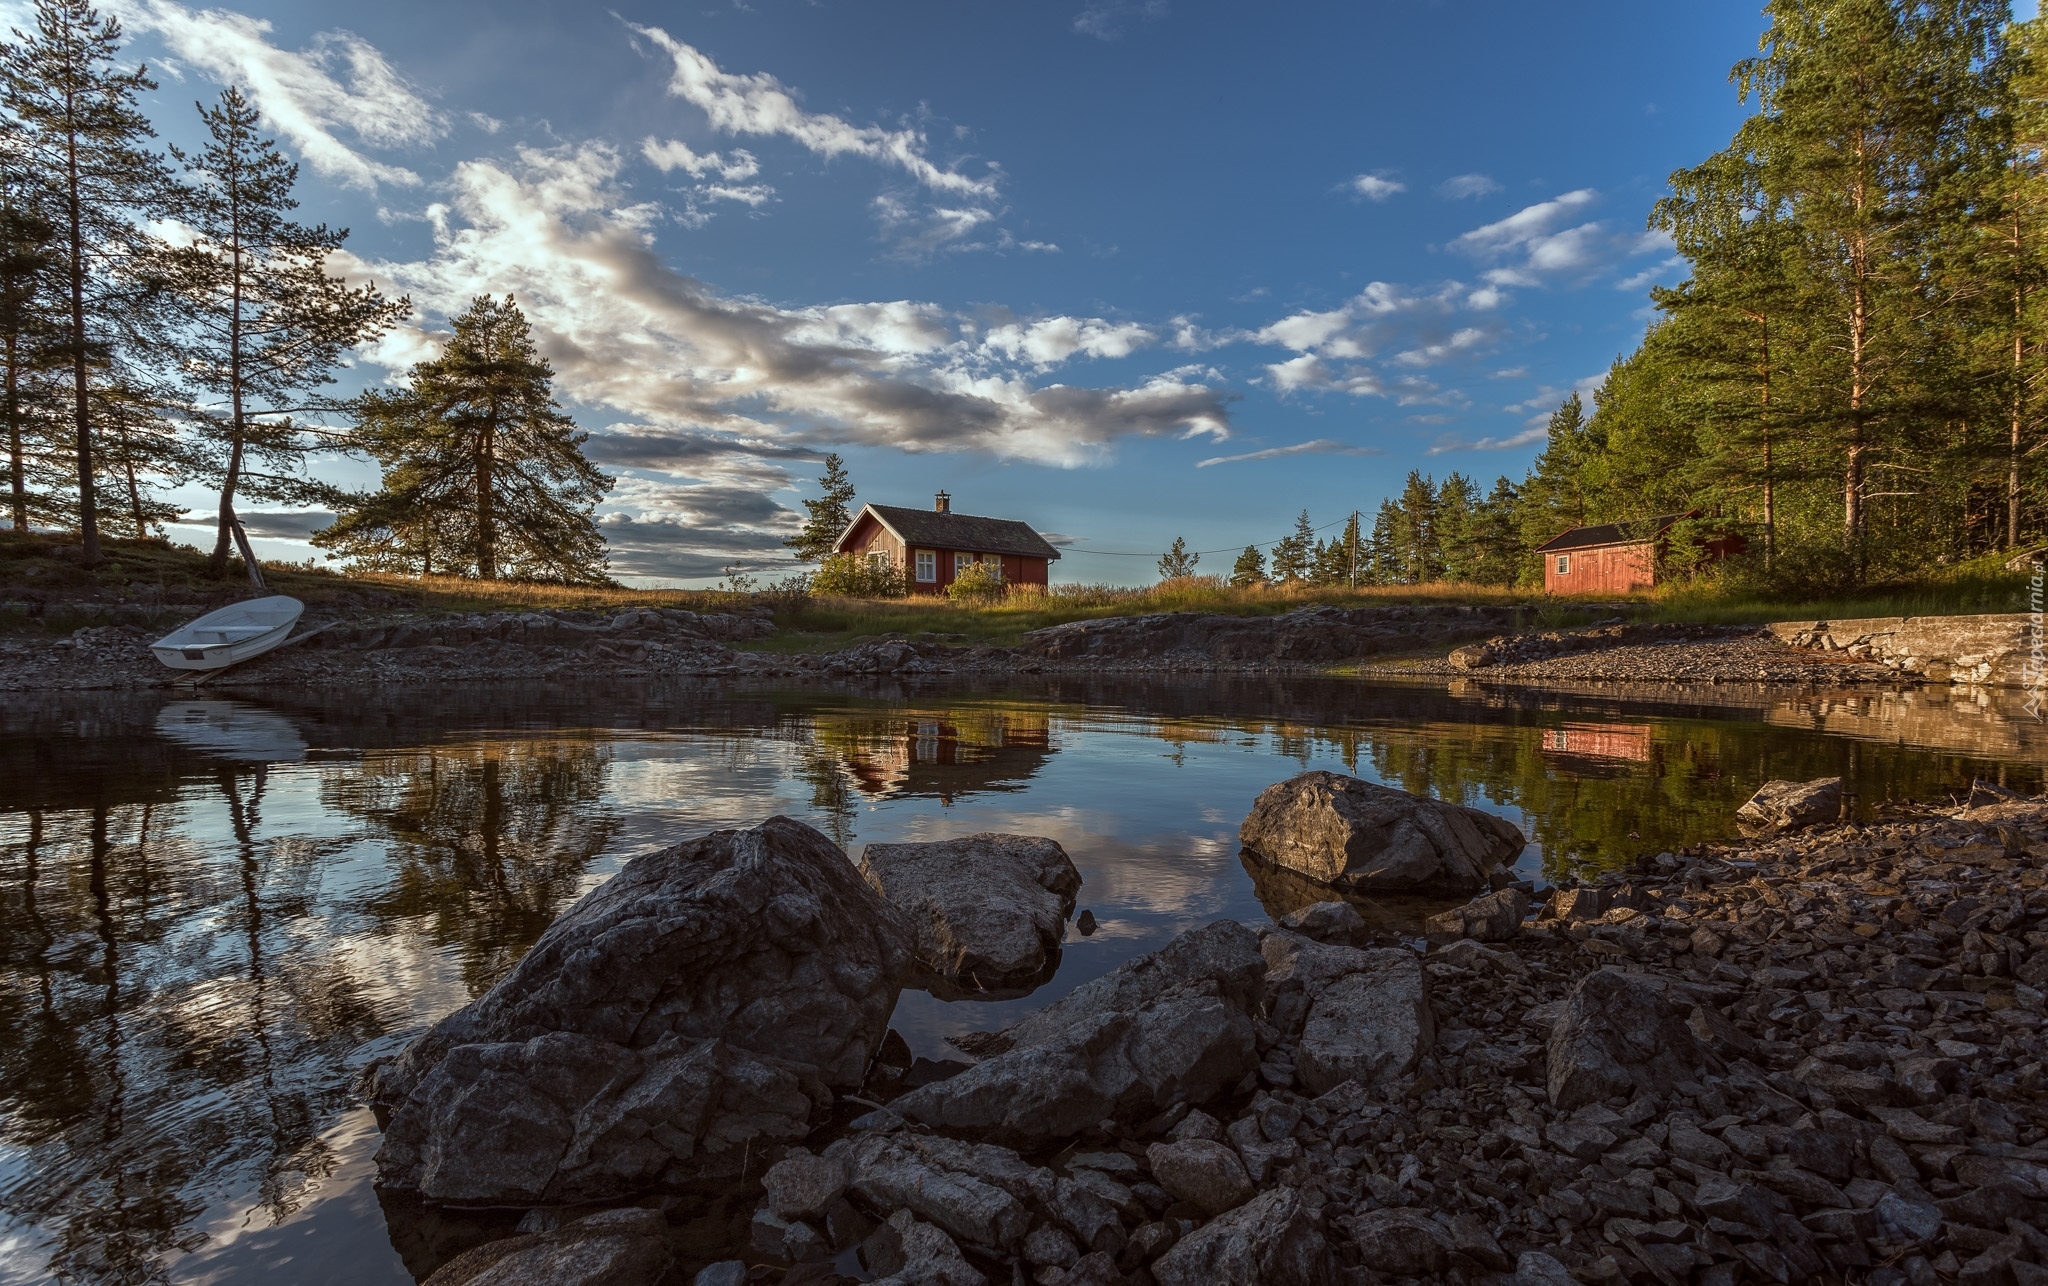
[
  {"left": 1735, "top": 777, "right": 1842, "bottom": 833},
  {"left": 841, "top": 1132, "right": 1123, "bottom": 1258},
  {"left": 1239, "top": 771, "right": 1524, "bottom": 895},
  {"left": 890, "top": 921, "right": 1265, "bottom": 1148},
  {"left": 1262, "top": 931, "right": 1433, "bottom": 1095},
  {"left": 858, "top": 833, "right": 1081, "bottom": 995},
  {"left": 368, "top": 817, "right": 917, "bottom": 1205},
  {"left": 1547, "top": 968, "right": 1716, "bottom": 1109}
]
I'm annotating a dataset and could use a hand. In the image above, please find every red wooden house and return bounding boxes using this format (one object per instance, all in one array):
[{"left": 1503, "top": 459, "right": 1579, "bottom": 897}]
[
  {"left": 1536, "top": 511, "right": 1745, "bottom": 594},
  {"left": 834, "top": 492, "right": 1061, "bottom": 594}
]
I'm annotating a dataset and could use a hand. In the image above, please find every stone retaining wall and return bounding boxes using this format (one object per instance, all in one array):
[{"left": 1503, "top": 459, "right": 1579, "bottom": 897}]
[{"left": 1766, "top": 613, "right": 2032, "bottom": 686}]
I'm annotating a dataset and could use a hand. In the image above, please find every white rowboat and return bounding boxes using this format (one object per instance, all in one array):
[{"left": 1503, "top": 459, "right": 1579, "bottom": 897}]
[{"left": 150, "top": 596, "right": 305, "bottom": 671}]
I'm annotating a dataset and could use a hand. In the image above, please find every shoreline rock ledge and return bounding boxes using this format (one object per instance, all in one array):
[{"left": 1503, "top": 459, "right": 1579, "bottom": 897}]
[
  {"left": 365, "top": 815, "right": 916, "bottom": 1207},
  {"left": 1239, "top": 770, "right": 1526, "bottom": 896}
]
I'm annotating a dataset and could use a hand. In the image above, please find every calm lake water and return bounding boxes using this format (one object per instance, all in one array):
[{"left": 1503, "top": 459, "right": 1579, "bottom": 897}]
[{"left": 0, "top": 675, "right": 2039, "bottom": 1284}]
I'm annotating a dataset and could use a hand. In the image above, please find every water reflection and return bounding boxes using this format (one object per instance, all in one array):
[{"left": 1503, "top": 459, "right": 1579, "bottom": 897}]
[{"left": 0, "top": 676, "right": 2040, "bottom": 1285}]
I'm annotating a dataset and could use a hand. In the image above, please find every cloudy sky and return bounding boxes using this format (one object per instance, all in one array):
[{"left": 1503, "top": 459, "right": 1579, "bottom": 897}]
[{"left": 84, "top": 0, "right": 1803, "bottom": 583}]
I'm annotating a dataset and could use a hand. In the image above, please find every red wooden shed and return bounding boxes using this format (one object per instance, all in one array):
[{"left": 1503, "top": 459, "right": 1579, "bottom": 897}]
[
  {"left": 1535, "top": 511, "right": 1745, "bottom": 594},
  {"left": 834, "top": 492, "right": 1061, "bottom": 594}
]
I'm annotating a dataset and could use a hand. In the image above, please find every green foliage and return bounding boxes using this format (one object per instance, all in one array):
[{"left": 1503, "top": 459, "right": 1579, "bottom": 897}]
[
  {"left": 318, "top": 296, "right": 613, "bottom": 585},
  {"left": 1270, "top": 509, "right": 1314, "bottom": 582},
  {"left": 812, "top": 551, "right": 907, "bottom": 598},
  {"left": 943, "top": 558, "right": 1004, "bottom": 601},
  {"left": 1157, "top": 535, "right": 1199, "bottom": 580},
  {"left": 1228, "top": 544, "right": 1266, "bottom": 586},
  {"left": 786, "top": 453, "right": 856, "bottom": 562}
]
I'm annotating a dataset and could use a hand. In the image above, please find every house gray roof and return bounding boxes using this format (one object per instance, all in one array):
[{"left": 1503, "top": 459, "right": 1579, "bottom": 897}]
[
  {"left": 844, "top": 504, "right": 1062, "bottom": 560},
  {"left": 1535, "top": 512, "right": 1694, "bottom": 554}
]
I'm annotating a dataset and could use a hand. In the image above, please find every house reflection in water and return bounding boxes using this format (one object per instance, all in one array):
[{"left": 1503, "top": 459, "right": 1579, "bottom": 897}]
[
  {"left": 1541, "top": 722, "right": 1653, "bottom": 765},
  {"left": 821, "top": 708, "right": 1056, "bottom": 802}
]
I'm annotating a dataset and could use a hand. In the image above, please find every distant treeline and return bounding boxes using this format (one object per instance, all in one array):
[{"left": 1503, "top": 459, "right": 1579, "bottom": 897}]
[{"left": 1, "top": 1, "right": 611, "bottom": 584}]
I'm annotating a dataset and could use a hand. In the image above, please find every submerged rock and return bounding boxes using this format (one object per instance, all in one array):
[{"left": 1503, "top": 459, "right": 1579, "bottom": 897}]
[
  {"left": 368, "top": 816, "right": 916, "bottom": 1205},
  {"left": 894, "top": 921, "right": 1265, "bottom": 1147},
  {"left": 1735, "top": 776, "right": 1843, "bottom": 832},
  {"left": 858, "top": 833, "right": 1081, "bottom": 995},
  {"left": 1238, "top": 770, "right": 1524, "bottom": 895}
]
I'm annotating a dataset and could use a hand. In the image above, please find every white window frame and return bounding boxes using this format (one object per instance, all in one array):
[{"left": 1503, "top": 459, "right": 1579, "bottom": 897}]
[
  {"left": 1555, "top": 554, "right": 1570, "bottom": 575},
  {"left": 915, "top": 550, "right": 936, "bottom": 582},
  {"left": 985, "top": 554, "right": 1003, "bottom": 582},
  {"left": 954, "top": 552, "right": 975, "bottom": 577},
  {"left": 868, "top": 549, "right": 892, "bottom": 572}
]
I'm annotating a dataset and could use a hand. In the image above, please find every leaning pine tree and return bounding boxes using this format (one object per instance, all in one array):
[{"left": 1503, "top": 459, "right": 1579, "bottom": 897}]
[
  {"left": 160, "top": 87, "right": 405, "bottom": 580},
  {"left": 317, "top": 295, "right": 613, "bottom": 584}
]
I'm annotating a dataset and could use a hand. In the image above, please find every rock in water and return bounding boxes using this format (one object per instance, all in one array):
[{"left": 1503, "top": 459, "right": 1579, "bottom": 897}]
[
  {"left": 420, "top": 1208, "right": 673, "bottom": 1286},
  {"left": 888, "top": 921, "right": 1265, "bottom": 1148},
  {"left": 1238, "top": 771, "right": 1524, "bottom": 895},
  {"left": 1734, "top": 777, "right": 1842, "bottom": 832},
  {"left": 1546, "top": 967, "right": 1715, "bottom": 1110},
  {"left": 858, "top": 833, "right": 1081, "bottom": 994},
  {"left": 368, "top": 816, "right": 917, "bottom": 1205}
]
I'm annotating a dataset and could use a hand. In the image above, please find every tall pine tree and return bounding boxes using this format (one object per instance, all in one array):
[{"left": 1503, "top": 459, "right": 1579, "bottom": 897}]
[
  {"left": 0, "top": 0, "right": 168, "bottom": 563},
  {"left": 785, "top": 452, "right": 855, "bottom": 561}
]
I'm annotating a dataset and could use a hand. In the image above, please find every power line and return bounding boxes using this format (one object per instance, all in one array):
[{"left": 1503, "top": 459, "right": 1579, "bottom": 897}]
[{"left": 1061, "top": 516, "right": 1354, "bottom": 558}]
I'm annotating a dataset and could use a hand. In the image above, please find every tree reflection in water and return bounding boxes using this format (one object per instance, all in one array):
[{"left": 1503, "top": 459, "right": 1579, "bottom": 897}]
[{"left": 322, "top": 737, "right": 619, "bottom": 996}]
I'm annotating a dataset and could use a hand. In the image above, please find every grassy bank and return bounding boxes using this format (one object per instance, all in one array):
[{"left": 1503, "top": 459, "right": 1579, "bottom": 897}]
[{"left": 2, "top": 529, "right": 2031, "bottom": 649}]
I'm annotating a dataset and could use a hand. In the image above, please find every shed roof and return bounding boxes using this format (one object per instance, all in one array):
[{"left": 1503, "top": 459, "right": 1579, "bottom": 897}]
[
  {"left": 1534, "top": 512, "right": 1696, "bottom": 553},
  {"left": 839, "top": 504, "right": 1062, "bottom": 560}
]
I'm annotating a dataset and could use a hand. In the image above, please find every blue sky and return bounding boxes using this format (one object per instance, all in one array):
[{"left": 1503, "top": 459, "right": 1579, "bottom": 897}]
[{"left": 79, "top": 0, "right": 1841, "bottom": 582}]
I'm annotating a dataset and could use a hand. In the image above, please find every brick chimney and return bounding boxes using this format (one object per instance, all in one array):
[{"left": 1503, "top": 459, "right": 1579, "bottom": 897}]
[{"left": 934, "top": 490, "right": 951, "bottom": 513}]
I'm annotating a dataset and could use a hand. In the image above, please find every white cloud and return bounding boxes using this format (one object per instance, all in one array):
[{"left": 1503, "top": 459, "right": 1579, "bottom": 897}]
[
  {"left": 117, "top": 0, "right": 446, "bottom": 189},
  {"left": 1436, "top": 173, "right": 1501, "bottom": 200},
  {"left": 1195, "top": 438, "right": 1379, "bottom": 467},
  {"left": 1392, "top": 327, "right": 1486, "bottom": 368},
  {"left": 1349, "top": 173, "right": 1405, "bottom": 202},
  {"left": 1074, "top": 0, "right": 1168, "bottom": 40},
  {"left": 1425, "top": 426, "right": 1547, "bottom": 454},
  {"left": 360, "top": 143, "right": 1233, "bottom": 474},
  {"left": 1446, "top": 189, "right": 1670, "bottom": 288},
  {"left": 1615, "top": 255, "right": 1685, "bottom": 292},
  {"left": 983, "top": 316, "right": 1154, "bottom": 367},
  {"left": 640, "top": 137, "right": 762, "bottom": 180},
  {"left": 1450, "top": 189, "right": 1599, "bottom": 258},
  {"left": 1250, "top": 281, "right": 1492, "bottom": 399},
  {"left": 631, "top": 24, "right": 997, "bottom": 198}
]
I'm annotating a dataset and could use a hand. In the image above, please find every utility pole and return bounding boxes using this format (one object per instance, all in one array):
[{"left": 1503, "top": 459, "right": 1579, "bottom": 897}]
[{"left": 1348, "top": 509, "right": 1358, "bottom": 588}]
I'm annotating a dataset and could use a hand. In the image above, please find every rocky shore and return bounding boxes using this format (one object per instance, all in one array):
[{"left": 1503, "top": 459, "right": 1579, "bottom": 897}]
[
  {"left": 1378, "top": 623, "right": 1902, "bottom": 688},
  {"left": 0, "top": 604, "right": 1933, "bottom": 692},
  {"left": 361, "top": 772, "right": 2048, "bottom": 1286}
]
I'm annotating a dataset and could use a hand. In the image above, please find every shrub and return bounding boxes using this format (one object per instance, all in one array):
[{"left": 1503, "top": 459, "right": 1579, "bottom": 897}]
[
  {"left": 944, "top": 560, "right": 1005, "bottom": 601},
  {"left": 812, "top": 552, "right": 908, "bottom": 598}
]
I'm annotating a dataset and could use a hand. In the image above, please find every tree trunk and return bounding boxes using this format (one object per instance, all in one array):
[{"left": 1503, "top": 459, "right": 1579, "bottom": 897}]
[
  {"left": 208, "top": 187, "right": 249, "bottom": 578},
  {"left": 476, "top": 417, "right": 496, "bottom": 580},
  {"left": 65, "top": 106, "right": 97, "bottom": 565},
  {"left": 209, "top": 434, "right": 244, "bottom": 574},
  {"left": 1845, "top": 264, "right": 1868, "bottom": 571},
  {"left": 6, "top": 332, "right": 24, "bottom": 531},
  {"left": 2013, "top": 287, "right": 2026, "bottom": 551}
]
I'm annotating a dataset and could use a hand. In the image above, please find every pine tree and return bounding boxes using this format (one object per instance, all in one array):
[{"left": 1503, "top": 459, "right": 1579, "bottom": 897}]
[
  {"left": 318, "top": 296, "right": 614, "bottom": 584},
  {"left": 1367, "top": 501, "right": 1400, "bottom": 585},
  {"left": 1519, "top": 393, "right": 1601, "bottom": 553},
  {"left": 0, "top": 0, "right": 170, "bottom": 563},
  {"left": 1228, "top": 543, "right": 1265, "bottom": 586},
  {"left": 785, "top": 452, "right": 855, "bottom": 561},
  {"left": 159, "top": 87, "right": 404, "bottom": 578},
  {"left": 0, "top": 172, "right": 64, "bottom": 530},
  {"left": 1395, "top": 471, "right": 1441, "bottom": 582},
  {"left": 1465, "top": 476, "right": 1524, "bottom": 586},
  {"left": 1270, "top": 508, "right": 1314, "bottom": 582},
  {"left": 1157, "top": 535, "right": 1198, "bottom": 580},
  {"left": 1435, "top": 473, "right": 1478, "bottom": 582}
]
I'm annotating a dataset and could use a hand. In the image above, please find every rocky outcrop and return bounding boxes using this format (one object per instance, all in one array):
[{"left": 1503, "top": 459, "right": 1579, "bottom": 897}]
[
  {"left": 420, "top": 1208, "right": 672, "bottom": 1286},
  {"left": 1149, "top": 1187, "right": 1334, "bottom": 1286},
  {"left": 1425, "top": 886, "right": 1530, "bottom": 943},
  {"left": 1238, "top": 770, "right": 1525, "bottom": 895},
  {"left": 891, "top": 922, "right": 1265, "bottom": 1147},
  {"left": 858, "top": 833, "right": 1081, "bottom": 995},
  {"left": 1769, "top": 612, "right": 2029, "bottom": 685},
  {"left": 367, "top": 816, "right": 916, "bottom": 1205},
  {"left": 1735, "top": 776, "right": 1843, "bottom": 833}
]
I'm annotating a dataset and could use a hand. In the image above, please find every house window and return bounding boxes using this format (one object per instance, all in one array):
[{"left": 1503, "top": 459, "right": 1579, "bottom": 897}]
[
  {"left": 954, "top": 552, "right": 975, "bottom": 576},
  {"left": 915, "top": 550, "right": 936, "bottom": 582},
  {"left": 1556, "top": 554, "right": 1571, "bottom": 575},
  {"left": 985, "top": 555, "right": 1003, "bottom": 582},
  {"left": 868, "top": 550, "right": 891, "bottom": 572}
]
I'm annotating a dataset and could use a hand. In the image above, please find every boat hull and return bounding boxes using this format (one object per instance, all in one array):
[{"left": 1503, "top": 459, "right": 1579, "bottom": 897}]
[{"left": 150, "top": 620, "right": 299, "bottom": 671}]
